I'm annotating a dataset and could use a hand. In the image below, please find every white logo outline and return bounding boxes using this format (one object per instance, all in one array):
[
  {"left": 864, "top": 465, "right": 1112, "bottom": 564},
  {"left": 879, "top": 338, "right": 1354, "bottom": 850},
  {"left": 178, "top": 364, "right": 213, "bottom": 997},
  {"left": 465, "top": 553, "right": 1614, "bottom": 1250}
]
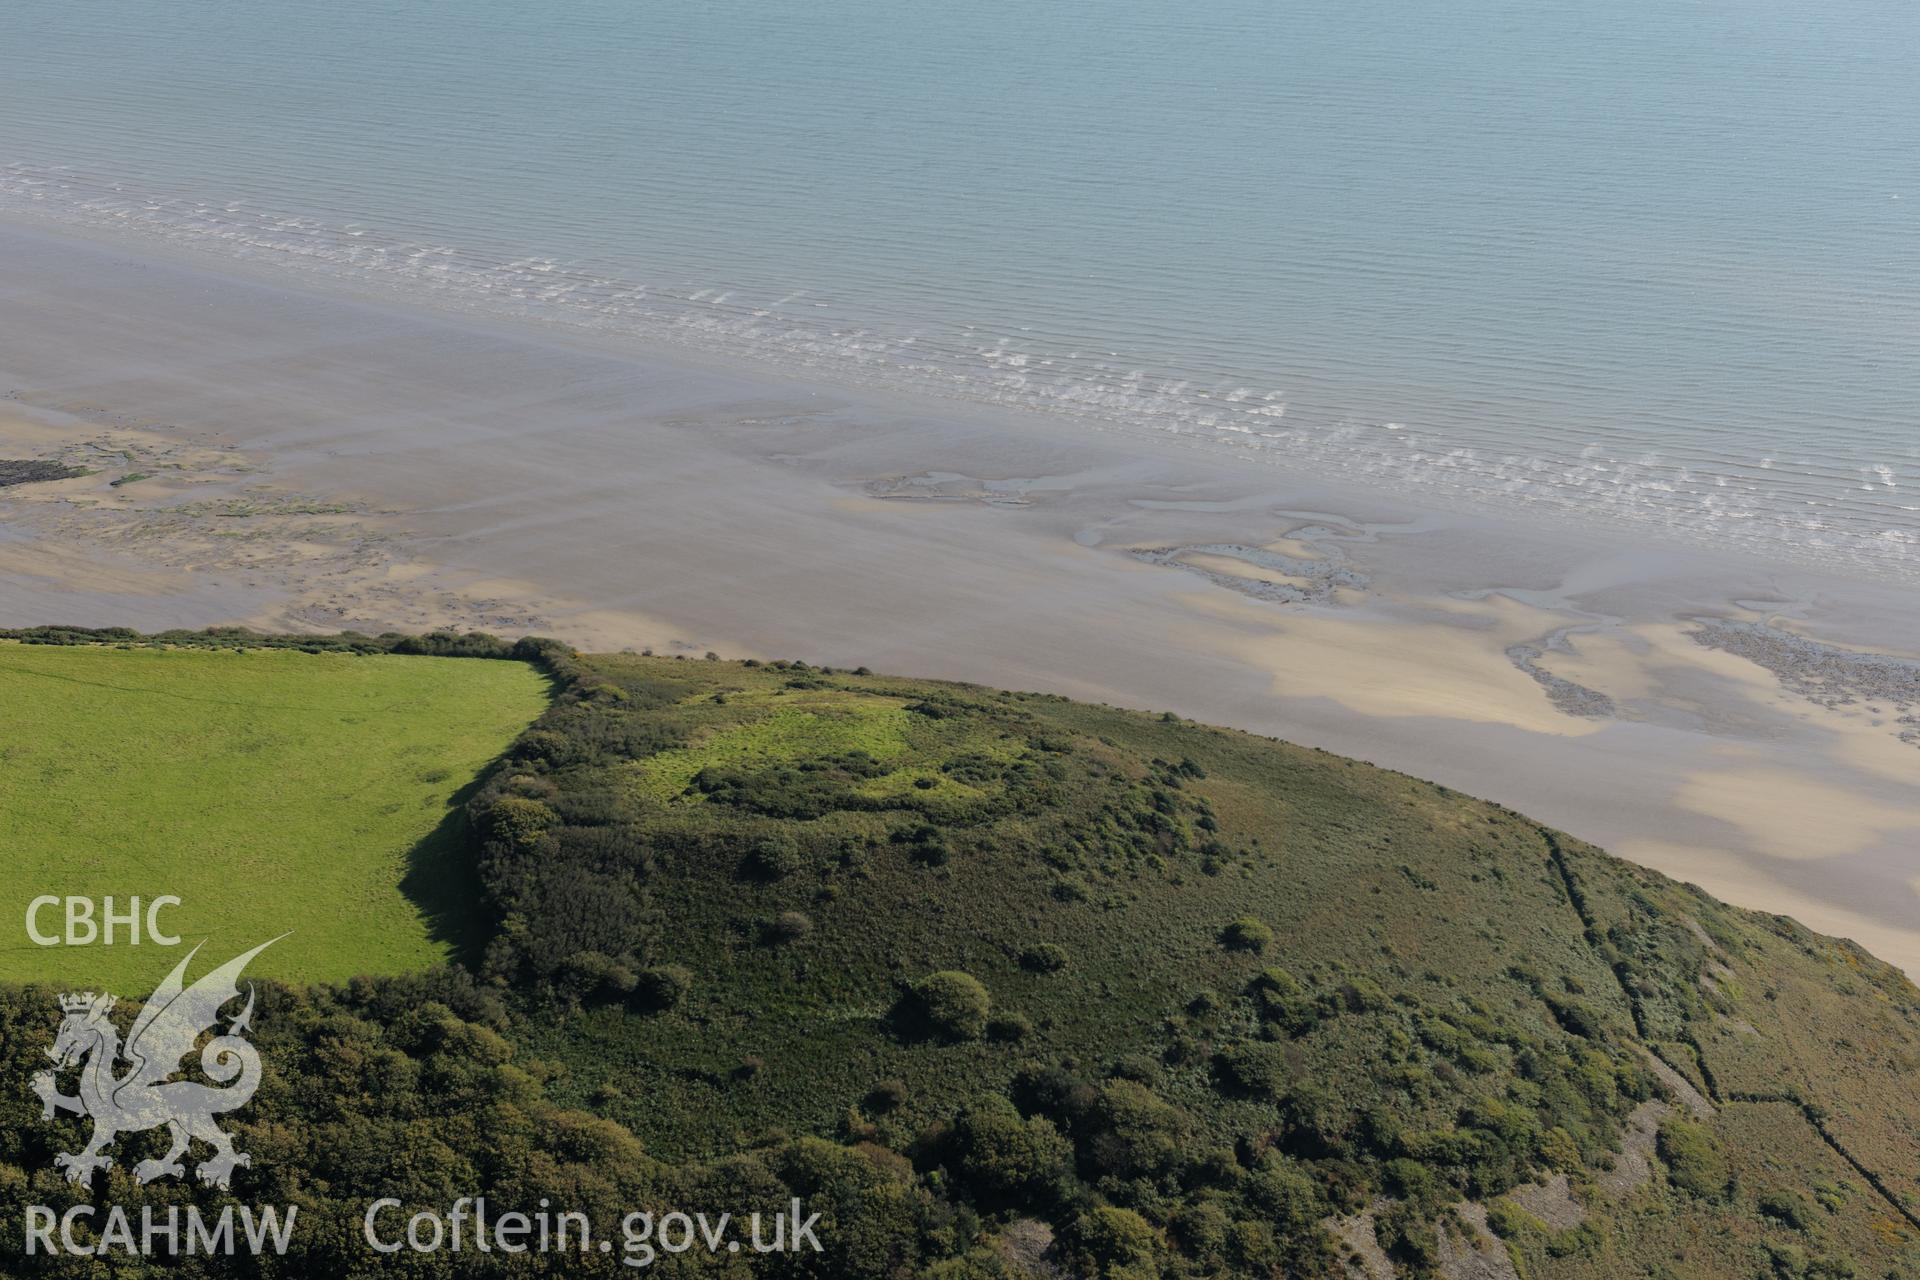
[{"left": 31, "top": 937, "right": 284, "bottom": 1189}]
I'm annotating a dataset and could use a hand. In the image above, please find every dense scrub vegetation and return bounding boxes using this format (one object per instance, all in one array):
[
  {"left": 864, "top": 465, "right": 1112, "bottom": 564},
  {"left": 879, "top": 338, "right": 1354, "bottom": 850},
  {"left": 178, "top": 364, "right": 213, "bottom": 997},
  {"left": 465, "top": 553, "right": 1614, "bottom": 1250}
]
[
  {"left": 0, "top": 622, "right": 556, "bottom": 660},
  {"left": 2, "top": 635, "right": 1917, "bottom": 1277}
]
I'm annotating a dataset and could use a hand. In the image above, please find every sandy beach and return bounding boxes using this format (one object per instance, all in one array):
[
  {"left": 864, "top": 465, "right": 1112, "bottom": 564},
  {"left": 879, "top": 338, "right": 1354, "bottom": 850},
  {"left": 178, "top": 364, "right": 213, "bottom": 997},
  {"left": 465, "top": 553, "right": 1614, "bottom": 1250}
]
[{"left": 3, "top": 220, "right": 1917, "bottom": 974}]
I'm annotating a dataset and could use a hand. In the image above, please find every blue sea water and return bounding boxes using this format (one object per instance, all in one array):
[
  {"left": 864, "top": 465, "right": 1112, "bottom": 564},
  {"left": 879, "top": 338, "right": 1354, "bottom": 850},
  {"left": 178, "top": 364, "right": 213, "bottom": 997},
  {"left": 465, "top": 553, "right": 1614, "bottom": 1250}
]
[{"left": 2, "top": 0, "right": 1916, "bottom": 574}]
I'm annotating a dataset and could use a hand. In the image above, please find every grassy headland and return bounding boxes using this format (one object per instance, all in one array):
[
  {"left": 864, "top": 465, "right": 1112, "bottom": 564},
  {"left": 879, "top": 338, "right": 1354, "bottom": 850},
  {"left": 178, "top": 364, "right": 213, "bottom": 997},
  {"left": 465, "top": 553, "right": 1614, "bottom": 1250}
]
[
  {"left": 461, "top": 651, "right": 1920, "bottom": 1276},
  {"left": 0, "top": 634, "right": 1914, "bottom": 1278}
]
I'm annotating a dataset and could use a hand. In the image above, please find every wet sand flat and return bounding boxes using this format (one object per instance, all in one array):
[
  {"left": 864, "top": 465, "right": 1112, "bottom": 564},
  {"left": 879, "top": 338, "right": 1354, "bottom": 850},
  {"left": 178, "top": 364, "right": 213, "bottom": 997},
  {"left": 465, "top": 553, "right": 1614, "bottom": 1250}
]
[{"left": 3, "top": 220, "right": 1917, "bottom": 974}]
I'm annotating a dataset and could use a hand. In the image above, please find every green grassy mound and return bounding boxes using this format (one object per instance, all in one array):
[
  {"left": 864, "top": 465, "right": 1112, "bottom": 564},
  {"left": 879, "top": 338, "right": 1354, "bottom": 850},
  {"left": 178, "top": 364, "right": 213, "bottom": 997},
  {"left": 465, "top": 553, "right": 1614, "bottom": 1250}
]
[
  {"left": 0, "top": 641, "right": 548, "bottom": 986},
  {"left": 467, "top": 654, "right": 1919, "bottom": 1278}
]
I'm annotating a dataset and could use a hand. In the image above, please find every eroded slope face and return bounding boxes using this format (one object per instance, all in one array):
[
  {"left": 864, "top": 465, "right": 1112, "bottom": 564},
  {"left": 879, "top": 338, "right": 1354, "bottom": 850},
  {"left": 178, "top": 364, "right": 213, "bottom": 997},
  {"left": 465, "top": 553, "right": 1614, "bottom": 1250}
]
[{"left": 463, "top": 654, "right": 1920, "bottom": 1278}]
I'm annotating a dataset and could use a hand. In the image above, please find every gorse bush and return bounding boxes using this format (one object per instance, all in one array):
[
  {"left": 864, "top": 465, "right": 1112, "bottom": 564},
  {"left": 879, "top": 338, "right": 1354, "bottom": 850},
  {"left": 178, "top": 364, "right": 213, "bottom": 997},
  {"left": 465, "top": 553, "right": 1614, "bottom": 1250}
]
[
  {"left": 766, "top": 910, "right": 813, "bottom": 945},
  {"left": 746, "top": 832, "right": 803, "bottom": 880},
  {"left": 633, "top": 963, "right": 693, "bottom": 1011},
  {"left": 1020, "top": 942, "right": 1069, "bottom": 973},
  {"left": 1658, "top": 1114, "right": 1730, "bottom": 1199},
  {"left": 909, "top": 970, "right": 993, "bottom": 1042},
  {"left": 1220, "top": 917, "right": 1273, "bottom": 953},
  {"left": 1214, "top": 1039, "right": 1293, "bottom": 1100},
  {"left": 985, "top": 1012, "right": 1033, "bottom": 1043},
  {"left": 1057, "top": 1205, "right": 1161, "bottom": 1280}
]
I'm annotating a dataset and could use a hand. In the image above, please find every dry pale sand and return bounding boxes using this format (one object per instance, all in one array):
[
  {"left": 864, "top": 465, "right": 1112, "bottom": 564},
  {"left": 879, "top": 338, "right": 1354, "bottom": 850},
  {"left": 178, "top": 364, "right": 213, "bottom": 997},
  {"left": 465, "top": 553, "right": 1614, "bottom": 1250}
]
[{"left": 3, "top": 220, "right": 1917, "bottom": 974}]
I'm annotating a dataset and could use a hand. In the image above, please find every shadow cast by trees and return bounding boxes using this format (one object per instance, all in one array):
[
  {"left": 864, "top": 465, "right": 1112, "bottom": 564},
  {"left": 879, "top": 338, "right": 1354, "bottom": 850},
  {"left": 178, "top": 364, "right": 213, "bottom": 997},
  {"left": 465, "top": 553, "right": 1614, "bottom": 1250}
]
[
  {"left": 397, "top": 770, "right": 497, "bottom": 971},
  {"left": 399, "top": 660, "right": 567, "bottom": 970}
]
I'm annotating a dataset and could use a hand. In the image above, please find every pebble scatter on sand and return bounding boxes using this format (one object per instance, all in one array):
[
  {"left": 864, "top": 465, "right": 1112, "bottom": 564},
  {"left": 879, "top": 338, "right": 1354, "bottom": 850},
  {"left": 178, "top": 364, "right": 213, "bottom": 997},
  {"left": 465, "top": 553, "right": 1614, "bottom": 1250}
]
[{"left": 1692, "top": 618, "right": 1920, "bottom": 748}]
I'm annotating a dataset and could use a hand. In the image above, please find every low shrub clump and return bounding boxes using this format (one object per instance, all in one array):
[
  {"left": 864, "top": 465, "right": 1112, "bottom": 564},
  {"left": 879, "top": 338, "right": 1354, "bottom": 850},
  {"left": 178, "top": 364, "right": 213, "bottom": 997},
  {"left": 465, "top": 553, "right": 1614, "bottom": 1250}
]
[
  {"left": 910, "top": 970, "right": 992, "bottom": 1042},
  {"left": 1220, "top": 916, "right": 1274, "bottom": 953}
]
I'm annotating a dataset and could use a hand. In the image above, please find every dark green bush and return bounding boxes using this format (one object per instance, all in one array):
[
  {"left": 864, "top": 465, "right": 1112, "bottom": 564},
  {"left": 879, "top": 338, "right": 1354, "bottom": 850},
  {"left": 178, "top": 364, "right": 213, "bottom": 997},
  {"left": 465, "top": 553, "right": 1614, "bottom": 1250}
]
[
  {"left": 1657, "top": 1115, "right": 1729, "bottom": 1199},
  {"left": 765, "top": 910, "right": 813, "bottom": 945},
  {"left": 1020, "top": 942, "right": 1069, "bottom": 973},
  {"left": 1214, "top": 1040, "right": 1292, "bottom": 1099},
  {"left": 562, "top": 951, "right": 637, "bottom": 997},
  {"left": 986, "top": 1013, "right": 1033, "bottom": 1043},
  {"left": 1057, "top": 1206, "right": 1159, "bottom": 1280},
  {"left": 865, "top": 1079, "right": 909, "bottom": 1112},
  {"left": 946, "top": 1098, "right": 1075, "bottom": 1210},
  {"left": 1757, "top": 1190, "right": 1814, "bottom": 1231},
  {"left": 1220, "top": 917, "right": 1273, "bottom": 953},
  {"left": 745, "top": 832, "right": 803, "bottom": 880},
  {"left": 910, "top": 971, "right": 992, "bottom": 1042},
  {"left": 634, "top": 964, "right": 694, "bottom": 1011}
]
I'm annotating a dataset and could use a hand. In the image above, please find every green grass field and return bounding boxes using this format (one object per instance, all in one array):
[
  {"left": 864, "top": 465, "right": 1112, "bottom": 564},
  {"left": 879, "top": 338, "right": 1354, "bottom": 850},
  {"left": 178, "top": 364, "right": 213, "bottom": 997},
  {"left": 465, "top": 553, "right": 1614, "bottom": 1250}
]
[{"left": 0, "top": 643, "right": 548, "bottom": 988}]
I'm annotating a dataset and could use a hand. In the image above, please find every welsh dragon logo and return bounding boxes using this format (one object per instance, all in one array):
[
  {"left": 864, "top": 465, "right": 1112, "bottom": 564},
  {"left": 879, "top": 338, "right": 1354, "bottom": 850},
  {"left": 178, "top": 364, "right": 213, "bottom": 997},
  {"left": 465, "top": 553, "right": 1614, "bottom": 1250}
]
[{"left": 31, "top": 938, "right": 280, "bottom": 1189}]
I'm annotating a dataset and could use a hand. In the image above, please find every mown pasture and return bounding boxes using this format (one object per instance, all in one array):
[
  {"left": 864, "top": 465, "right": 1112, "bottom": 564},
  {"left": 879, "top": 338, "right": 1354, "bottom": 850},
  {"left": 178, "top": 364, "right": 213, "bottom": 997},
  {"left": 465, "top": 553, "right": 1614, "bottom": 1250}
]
[{"left": 0, "top": 643, "right": 547, "bottom": 987}]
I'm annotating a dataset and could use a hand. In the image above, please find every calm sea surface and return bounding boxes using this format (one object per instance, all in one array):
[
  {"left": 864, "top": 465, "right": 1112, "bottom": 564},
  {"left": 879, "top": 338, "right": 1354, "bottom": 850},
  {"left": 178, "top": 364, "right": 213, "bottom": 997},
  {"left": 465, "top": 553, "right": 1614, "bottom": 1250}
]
[{"left": 3, "top": 0, "right": 1916, "bottom": 574}]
